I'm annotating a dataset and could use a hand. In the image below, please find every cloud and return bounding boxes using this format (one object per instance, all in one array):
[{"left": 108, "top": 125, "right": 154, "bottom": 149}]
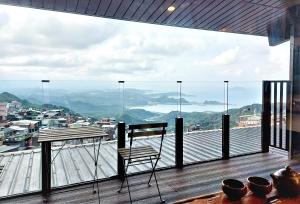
[{"left": 209, "top": 47, "right": 240, "bottom": 66}]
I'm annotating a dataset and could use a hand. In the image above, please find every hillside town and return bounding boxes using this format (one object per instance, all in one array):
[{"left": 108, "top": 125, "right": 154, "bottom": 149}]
[{"left": 0, "top": 99, "right": 117, "bottom": 153}]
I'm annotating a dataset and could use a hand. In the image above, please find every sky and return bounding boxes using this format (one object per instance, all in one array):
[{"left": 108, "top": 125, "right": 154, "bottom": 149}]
[{"left": 0, "top": 4, "right": 290, "bottom": 82}]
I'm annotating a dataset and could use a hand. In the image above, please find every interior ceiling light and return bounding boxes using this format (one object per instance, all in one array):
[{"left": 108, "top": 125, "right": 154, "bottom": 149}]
[{"left": 167, "top": 6, "right": 176, "bottom": 12}]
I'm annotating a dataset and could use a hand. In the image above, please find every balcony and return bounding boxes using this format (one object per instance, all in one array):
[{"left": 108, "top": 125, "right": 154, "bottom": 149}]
[
  {"left": 0, "top": 79, "right": 294, "bottom": 203},
  {"left": 1, "top": 0, "right": 300, "bottom": 203},
  {"left": 0, "top": 148, "right": 295, "bottom": 204}
]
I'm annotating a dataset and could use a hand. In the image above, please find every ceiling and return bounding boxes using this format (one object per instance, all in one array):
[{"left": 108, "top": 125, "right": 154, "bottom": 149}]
[{"left": 0, "top": 0, "right": 289, "bottom": 36}]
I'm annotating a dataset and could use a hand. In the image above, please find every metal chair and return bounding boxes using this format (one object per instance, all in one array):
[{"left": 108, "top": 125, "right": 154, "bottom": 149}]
[{"left": 118, "top": 122, "right": 168, "bottom": 203}]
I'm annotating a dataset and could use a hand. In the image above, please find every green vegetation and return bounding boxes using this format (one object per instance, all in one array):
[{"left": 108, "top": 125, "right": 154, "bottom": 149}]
[
  {"left": 0, "top": 92, "right": 79, "bottom": 115},
  {"left": 1, "top": 91, "right": 262, "bottom": 132},
  {"left": 117, "top": 104, "right": 262, "bottom": 131}
]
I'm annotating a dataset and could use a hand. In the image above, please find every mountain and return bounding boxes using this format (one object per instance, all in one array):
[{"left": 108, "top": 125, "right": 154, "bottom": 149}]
[
  {"left": 0, "top": 92, "right": 35, "bottom": 107},
  {"left": 150, "top": 104, "right": 262, "bottom": 131},
  {"left": 17, "top": 89, "right": 193, "bottom": 118},
  {"left": 0, "top": 92, "right": 79, "bottom": 115}
]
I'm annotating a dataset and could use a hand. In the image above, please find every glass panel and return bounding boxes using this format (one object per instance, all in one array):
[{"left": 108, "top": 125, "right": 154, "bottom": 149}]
[
  {"left": 0, "top": 80, "right": 42, "bottom": 197},
  {"left": 46, "top": 80, "right": 119, "bottom": 188},
  {"left": 0, "top": 80, "right": 121, "bottom": 193},
  {"left": 123, "top": 81, "right": 177, "bottom": 172},
  {"left": 229, "top": 81, "right": 262, "bottom": 157},
  {"left": 182, "top": 82, "right": 224, "bottom": 164}
]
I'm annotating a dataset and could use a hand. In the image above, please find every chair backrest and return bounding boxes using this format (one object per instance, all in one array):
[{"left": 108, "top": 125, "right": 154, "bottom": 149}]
[
  {"left": 128, "top": 122, "right": 168, "bottom": 156},
  {"left": 128, "top": 123, "right": 167, "bottom": 138}
]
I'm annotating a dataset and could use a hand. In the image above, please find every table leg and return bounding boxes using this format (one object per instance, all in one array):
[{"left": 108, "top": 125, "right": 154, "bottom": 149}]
[{"left": 93, "top": 137, "right": 101, "bottom": 203}]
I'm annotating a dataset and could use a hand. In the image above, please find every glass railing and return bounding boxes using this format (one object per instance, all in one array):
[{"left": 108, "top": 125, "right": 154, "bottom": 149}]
[
  {"left": 228, "top": 81, "right": 262, "bottom": 156},
  {"left": 122, "top": 81, "right": 177, "bottom": 171},
  {"left": 181, "top": 82, "right": 224, "bottom": 164},
  {"left": 0, "top": 80, "right": 121, "bottom": 196},
  {"left": 0, "top": 79, "right": 265, "bottom": 198},
  {"left": 0, "top": 80, "right": 43, "bottom": 197},
  {"left": 46, "top": 81, "right": 119, "bottom": 188}
]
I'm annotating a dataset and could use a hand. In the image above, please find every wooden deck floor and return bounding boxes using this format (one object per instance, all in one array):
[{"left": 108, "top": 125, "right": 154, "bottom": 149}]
[{"left": 2, "top": 149, "right": 298, "bottom": 204}]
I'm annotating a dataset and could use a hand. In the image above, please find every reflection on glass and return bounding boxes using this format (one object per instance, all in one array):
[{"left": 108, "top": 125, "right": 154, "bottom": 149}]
[{"left": 229, "top": 82, "right": 262, "bottom": 156}]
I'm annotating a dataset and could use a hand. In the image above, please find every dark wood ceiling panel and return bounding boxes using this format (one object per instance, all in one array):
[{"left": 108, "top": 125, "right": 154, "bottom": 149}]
[
  {"left": 171, "top": 0, "right": 210, "bottom": 26},
  {"left": 250, "top": 0, "right": 284, "bottom": 7},
  {"left": 180, "top": 0, "right": 224, "bottom": 27},
  {"left": 250, "top": 0, "right": 287, "bottom": 9},
  {"left": 0, "top": 0, "right": 290, "bottom": 36},
  {"left": 96, "top": 0, "right": 112, "bottom": 16},
  {"left": 242, "top": 9, "right": 286, "bottom": 34},
  {"left": 156, "top": 0, "right": 189, "bottom": 24},
  {"left": 76, "top": 0, "right": 90, "bottom": 14},
  {"left": 106, "top": 0, "right": 123, "bottom": 17},
  {"left": 32, "top": 0, "right": 43, "bottom": 8},
  {"left": 18, "top": 0, "right": 31, "bottom": 7},
  {"left": 85, "top": 0, "right": 101, "bottom": 15},
  {"left": 229, "top": 6, "right": 279, "bottom": 32},
  {"left": 131, "top": 0, "right": 153, "bottom": 21},
  {"left": 194, "top": 0, "right": 242, "bottom": 29},
  {"left": 147, "top": 0, "right": 176, "bottom": 23},
  {"left": 217, "top": 3, "right": 256, "bottom": 31},
  {"left": 113, "top": 0, "right": 134, "bottom": 19},
  {"left": 43, "top": 0, "right": 55, "bottom": 10},
  {"left": 208, "top": 1, "right": 251, "bottom": 30},
  {"left": 139, "top": 0, "right": 165, "bottom": 22},
  {"left": 55, "top": 0, "right": 67, "bottom": 11},
  {"left": 5, "top": 0, "right": 19, "bottom": 5},
  {"left": 122, "top": 0, "right": 143, "bottom": 19},
  {"left": 220, "top": 4, "right": 264, "bottom": 31},
  {"left": 65, "top": 0, "right": 78, "bottom": 12}
]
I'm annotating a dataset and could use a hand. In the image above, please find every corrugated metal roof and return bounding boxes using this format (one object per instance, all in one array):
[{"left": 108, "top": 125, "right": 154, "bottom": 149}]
[{"left": 0, "top": 127, "right": 264, "bottom": 197}]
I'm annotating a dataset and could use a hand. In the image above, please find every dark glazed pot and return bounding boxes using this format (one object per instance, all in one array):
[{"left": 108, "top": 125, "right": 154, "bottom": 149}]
[
  {"left": 270, "top": 166, "right": 300, "bottom": 197},
  {"left": 247, "top": 176, "right": 272, "bottom": 196},
  {"left": 222, "top": 179, "right": 247, "bottom": 200}
]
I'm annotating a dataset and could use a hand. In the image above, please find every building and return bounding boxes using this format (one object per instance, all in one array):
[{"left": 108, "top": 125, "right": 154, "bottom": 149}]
[
  {"left": 0, "top": 129, "right": 4, "bottom": 146},
  {"left": 238, "top": 115, "right": 261, "bottom": 127},
  {"left": 0, "top": 103, "right": 8, "bottom": 121},
  {"left": 12, "top": 120, "right": 39, "bottom": 133}
]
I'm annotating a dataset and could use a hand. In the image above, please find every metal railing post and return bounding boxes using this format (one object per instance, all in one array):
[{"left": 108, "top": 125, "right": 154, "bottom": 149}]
[
  {"left": 175, "top": 117, "right": 183, "bottom": 168},
  {"left": 41, "top": 141, "right": 51, "bottom": 196},
  {"left": 262, "top": 81, "right": 271, "bottom": 153},
  {"left": 117, "top": 122, "right": 125, "bottom": 180},
  {"left": 222, "top": 114, "right": 230, "bottom": 159}
]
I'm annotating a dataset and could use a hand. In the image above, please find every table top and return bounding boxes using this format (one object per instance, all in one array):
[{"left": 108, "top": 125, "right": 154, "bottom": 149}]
[
  {"left": 174, "top": 189, "right": 300, "bottom": 204},
  {"left": 38, "top": 126, "right": 108, "bottom": 142}
]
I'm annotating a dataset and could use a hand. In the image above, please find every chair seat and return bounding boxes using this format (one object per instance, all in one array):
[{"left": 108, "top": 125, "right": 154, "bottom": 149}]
[{"left": 118, "top": 146, "right": 159, "bottom": 160}]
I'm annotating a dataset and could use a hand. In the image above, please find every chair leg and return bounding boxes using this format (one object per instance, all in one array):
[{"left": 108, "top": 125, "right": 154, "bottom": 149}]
[
  {"left": 118, "top": 160, "right": 129, "bottom": 193},
  {"left": 147, "top": 156, "right": 158, "bottom": 186},
  {"left": 125, "top": 168, "right": 133, "bottom": 204},
  {"left": 149, "top": 157, "right": 165, "bottom": 203},
  {"left": 118, "top": 159, "right": 133, "bottom": 203}
]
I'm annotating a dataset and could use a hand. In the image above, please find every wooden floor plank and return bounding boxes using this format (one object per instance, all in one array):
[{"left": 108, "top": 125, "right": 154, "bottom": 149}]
[{"left": 1, "top": 150, "right": 298, "bottom": 204}]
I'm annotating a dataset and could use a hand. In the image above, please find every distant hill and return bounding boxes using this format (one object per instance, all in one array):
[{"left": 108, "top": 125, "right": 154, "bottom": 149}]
[
  {"left": 148, "top": 104, "right": 262, "bottom": 131},
  {"left": 17, "top": 89, "right": 193, "bottom": 118},
  {"left": 0, "top": 92, "right": 78, "bottom": 115},
  {"left": 0, "top": 92, "right": 35, "bottom": 107}
]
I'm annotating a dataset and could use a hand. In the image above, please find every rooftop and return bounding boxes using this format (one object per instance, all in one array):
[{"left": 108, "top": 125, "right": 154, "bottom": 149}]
[{"left": 0, "top": 126, "right": 263, "bottom": 197}]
